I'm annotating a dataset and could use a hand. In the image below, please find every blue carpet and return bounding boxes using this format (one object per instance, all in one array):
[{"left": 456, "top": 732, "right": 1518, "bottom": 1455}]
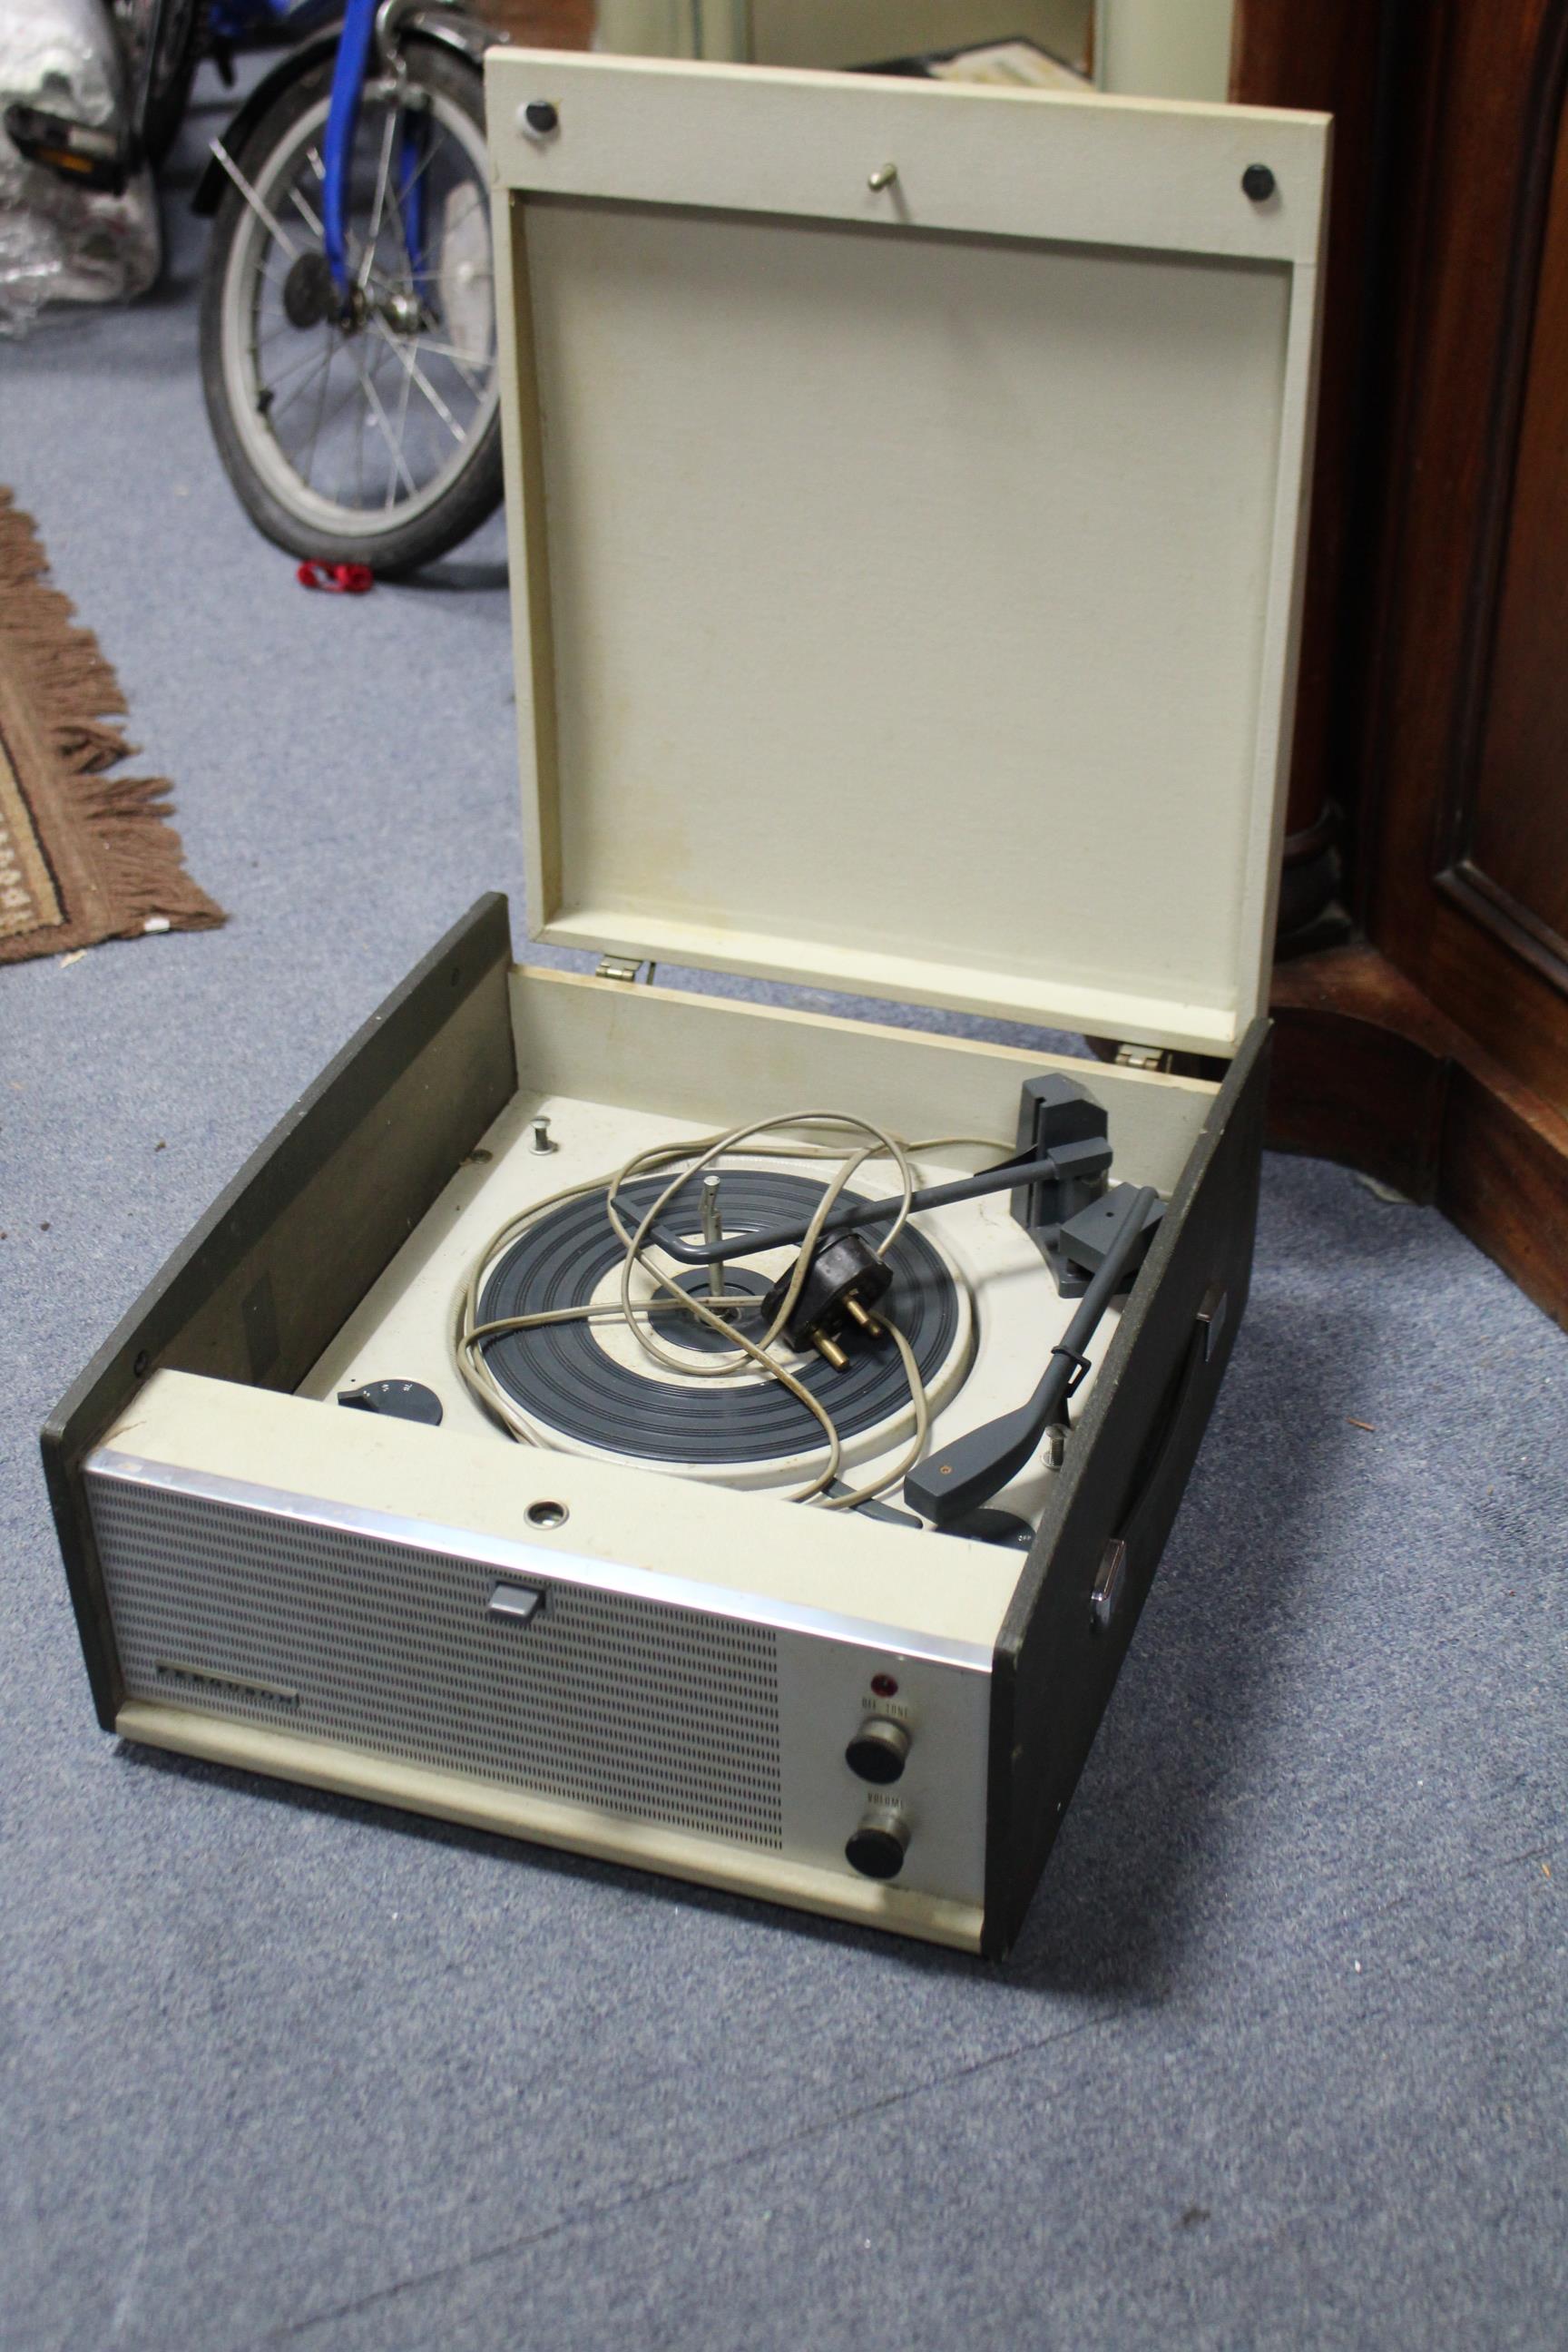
[{"left": 2, "top": 67, "right": 1565, "bottom": 2352}]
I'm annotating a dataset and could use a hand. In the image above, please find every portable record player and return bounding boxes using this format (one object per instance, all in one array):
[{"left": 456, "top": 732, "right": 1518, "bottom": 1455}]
[{"left": 44, "top": 54, "right": 1328, "bottom": 1955}]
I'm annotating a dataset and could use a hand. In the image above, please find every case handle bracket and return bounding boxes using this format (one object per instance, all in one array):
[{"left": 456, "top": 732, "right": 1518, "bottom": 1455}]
[{"left": 1088, "top": 1283, "right": 1228, "bottom": 1636}]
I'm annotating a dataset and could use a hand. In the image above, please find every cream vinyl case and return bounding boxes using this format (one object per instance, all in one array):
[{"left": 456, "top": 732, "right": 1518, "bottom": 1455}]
[{"left": 45, "top": 53, "right": 1329, "bottom": 1954}]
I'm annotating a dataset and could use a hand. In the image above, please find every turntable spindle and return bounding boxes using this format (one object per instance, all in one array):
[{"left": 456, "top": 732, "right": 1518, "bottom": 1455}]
[{"left": 701, "top": 1173, "right": 725, "bottom": 1300}]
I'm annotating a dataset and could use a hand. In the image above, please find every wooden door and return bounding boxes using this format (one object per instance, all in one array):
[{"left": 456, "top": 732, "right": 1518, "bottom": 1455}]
[
  {"left": 1418, "top": 33, "right": 1568, "bottom": 1108},
  {"left": 1245, "top": 0, "right": 1568, "bottom": 1327}
]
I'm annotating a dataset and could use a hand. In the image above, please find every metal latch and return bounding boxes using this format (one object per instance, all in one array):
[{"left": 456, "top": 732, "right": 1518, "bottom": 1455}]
[
  {"left": 594, "top": 955, "right": 652, "bottom": 984},
  {"left": 1089, "top": 1537, "right": 1127, "bottom": 1635}
]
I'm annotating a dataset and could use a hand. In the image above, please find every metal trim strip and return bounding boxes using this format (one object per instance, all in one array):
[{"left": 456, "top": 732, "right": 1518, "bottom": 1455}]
[{"left": 85, "top": 1448, "right": 995, "bottom": 1673}]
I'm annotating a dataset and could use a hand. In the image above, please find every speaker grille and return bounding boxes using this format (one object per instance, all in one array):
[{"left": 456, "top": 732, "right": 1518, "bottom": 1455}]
[{"left": 89, "top": 1476, "right": 783, "bottom": 1847}]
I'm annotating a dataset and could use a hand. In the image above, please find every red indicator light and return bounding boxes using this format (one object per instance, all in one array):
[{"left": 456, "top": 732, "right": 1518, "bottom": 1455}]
[{"left": 870, "top": 1672, "right": 899, "bottom": 1698}]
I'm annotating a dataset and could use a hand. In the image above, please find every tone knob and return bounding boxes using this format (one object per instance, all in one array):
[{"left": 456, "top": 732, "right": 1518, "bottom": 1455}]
[
  {"left": 845, "top": 1715, "right": 910, "bottom": 1785},
  {"left": 846, "top": 1814, "right": 910, "bottom": 1880}
]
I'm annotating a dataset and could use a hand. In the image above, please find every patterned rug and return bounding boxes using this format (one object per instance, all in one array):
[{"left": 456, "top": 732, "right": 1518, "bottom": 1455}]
[{"left": 0, "top": 491, "right": 223, "bottom": 964}]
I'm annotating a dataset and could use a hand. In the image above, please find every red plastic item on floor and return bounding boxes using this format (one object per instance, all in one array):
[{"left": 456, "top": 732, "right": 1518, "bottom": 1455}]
[{"left": 296, "top": 561, "right": 375, "bottom": 594}]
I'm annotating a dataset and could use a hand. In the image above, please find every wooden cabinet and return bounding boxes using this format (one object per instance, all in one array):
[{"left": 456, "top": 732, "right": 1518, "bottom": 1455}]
[
  {"left": 1242, "top": 0, "right": 1568, "bottom": 1328},
  {"left": 470, "top": 1, "right": 595, "bottom": 48}
]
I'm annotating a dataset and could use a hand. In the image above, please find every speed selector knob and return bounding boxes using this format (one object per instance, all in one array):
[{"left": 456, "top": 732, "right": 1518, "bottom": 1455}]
[
  {"left": 845, "top": 1716, "right": 910, "bottom": 1785},
  {"left": 845, "top": 1814, "right": 910, "bottom": 1880}
]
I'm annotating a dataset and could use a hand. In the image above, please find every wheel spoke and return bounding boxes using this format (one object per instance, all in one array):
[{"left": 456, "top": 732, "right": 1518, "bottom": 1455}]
[
  {"left": 300, "top": 364, "right": 379, "bottom": 481},
  {"left": 347, "top": 340, "right": 419, "bottom": 501},
  {"left": 384, "top": 354, "right": 416, "bottom": 511},
  {"left": 370, "top": 320, "right": 466, "bottom": 442},
  {"left": 210, "top": 136, "right": 299, "bottom": 260},
  {"left": 408, "top": 336, "right": 491, "bottom": 391},
  {"left": 261, "top": 338, "right": 335, "bottom": 398},
  {"left": 391, "top": 119, "right": 455, "bottom": 213},
  {"left": 382, "top": 128, "right": 472, "bottom": 297},
  {"left": 264, "top": 344, "right": 333, "bottom": 424},
  {"left": 381, "top": 172, "right": 418, "bottom": 295},
  {"left": 288, "top": 180, "right": 324, "bottom": 238},
  {"left": 300, "top": 343, "right": 337, "bottom": 485},
  {"left": 358, "top": 102, "right": 401, "bottom": 293}
]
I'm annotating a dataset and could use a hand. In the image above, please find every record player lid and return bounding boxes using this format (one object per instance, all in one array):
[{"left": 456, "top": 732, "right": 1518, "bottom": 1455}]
[{"left": 487, "top": 54, "right": 1329, "bottom": 1057}]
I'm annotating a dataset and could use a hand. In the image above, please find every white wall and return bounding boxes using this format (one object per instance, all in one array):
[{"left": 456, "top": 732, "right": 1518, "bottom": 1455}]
[
  {"left": 749, "top": 2, "right": 1093, "bottom": 71},
  {"left": 1095, "top": 0, "right": 1233, "bottom": 100},
  {"left": 595, "top": 0, "right": 1235, "bottom": 102},
  {"left": 598, "top": 1, "right": 1094, "bottom": 70}
]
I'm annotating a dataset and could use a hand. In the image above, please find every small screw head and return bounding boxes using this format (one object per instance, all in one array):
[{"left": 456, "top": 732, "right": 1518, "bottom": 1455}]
[
  {"left": 1241, "top": 162, "right": 1276, "bottom": 203},
  {"left": 522, "top": 99, "right": 559, "bottom": 137}
]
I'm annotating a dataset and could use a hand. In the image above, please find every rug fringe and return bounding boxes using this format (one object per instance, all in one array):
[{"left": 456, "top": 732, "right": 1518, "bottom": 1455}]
[
  {"left": 75, "top": 769, "right": 227, "bottom": 932},
  {"left": 0, "top": 489, "right": 224, "bottom": 948}
]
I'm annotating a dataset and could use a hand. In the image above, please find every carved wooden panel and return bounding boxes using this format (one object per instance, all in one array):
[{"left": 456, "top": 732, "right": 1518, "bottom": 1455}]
[
  {"left": 1361, "top": 0, "right": 1568, "bottom": 1119},
  {"left": 1459, "top": 56, "right": 1568, "bottom": 980}
]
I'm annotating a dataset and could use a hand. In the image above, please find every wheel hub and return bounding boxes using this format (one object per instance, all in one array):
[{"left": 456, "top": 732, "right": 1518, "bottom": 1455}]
[{"left": 379, "top": 289, "right": 426, "bottom": 334}]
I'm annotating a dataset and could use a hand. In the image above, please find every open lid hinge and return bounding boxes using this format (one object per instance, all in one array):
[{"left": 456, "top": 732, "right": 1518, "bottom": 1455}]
[
  {"left": 1112, "top": 1039, "right": 1173, "bottom": 1074},
  {"left": 594, "top": 955, "right": 655, "bottom": 985}
]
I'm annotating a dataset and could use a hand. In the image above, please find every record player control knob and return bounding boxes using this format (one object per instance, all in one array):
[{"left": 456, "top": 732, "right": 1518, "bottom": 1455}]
[
  {"left": 845, "top": 1715, "right": 910, "bottom": 1785},
  {"left": 845, "top": 1814, "right": 910, "bottom": 1881}
]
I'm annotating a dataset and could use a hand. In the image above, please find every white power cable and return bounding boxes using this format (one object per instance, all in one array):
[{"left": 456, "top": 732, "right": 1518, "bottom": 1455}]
[{"left": 454, "top": 1118, "right": 1007, "bottom": 1511}]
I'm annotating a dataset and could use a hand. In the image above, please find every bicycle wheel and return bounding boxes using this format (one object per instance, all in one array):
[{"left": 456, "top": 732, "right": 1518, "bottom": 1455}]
[{"left": 199, "top": 41, "right": 503, "bottom": 574}]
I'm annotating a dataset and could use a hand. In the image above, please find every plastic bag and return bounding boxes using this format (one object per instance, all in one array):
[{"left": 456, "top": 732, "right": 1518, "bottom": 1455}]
[{"left": 0, "top": 0, "right": 159, "bottom": 335}]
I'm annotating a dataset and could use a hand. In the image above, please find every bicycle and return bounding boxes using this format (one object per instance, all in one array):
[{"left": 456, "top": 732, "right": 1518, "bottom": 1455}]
[
  {"left": 5, "top": 0, "right": 211, "bottom": 188},
  {"left": 193, "top": 0, "right": 505, "bottom": 573}
]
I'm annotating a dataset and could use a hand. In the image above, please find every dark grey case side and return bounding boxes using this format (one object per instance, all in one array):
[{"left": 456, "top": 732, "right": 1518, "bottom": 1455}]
[
  {"left": 983, "top": 1021, "right": 1270, "bottom": 1958},
  {"left": 41, "top": 895, "right": 518, "bottom": 1731}
]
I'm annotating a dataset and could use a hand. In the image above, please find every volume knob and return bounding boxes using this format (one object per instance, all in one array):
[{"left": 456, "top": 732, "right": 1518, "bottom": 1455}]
[
  {"left": 845, "top": 1715, "right": 910, "bottom": 1784},
  {"left": 845, "top": 1814, "right": 910, "bottom": 1880}
]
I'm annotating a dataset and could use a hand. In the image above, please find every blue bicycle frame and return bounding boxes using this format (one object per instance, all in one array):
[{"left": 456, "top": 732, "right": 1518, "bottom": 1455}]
[
  {"left": 324, "top": 0, "right": 438, "bottom": 299},
  {"left": 210, "top": 0, "right": 431, "bottom": 299}
]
